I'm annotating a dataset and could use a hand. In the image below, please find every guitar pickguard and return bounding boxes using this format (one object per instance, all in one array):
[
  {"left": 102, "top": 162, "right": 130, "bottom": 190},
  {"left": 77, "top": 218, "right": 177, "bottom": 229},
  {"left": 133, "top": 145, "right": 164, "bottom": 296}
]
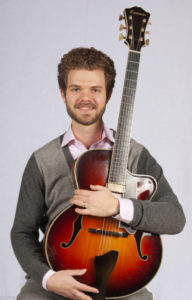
[{"left": 119, "top": 171, "right": 157, "bottom": 259}]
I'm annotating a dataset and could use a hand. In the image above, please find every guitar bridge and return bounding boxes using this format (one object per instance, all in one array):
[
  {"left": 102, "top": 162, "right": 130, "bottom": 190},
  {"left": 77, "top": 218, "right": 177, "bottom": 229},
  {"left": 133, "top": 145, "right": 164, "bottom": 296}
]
[{"left": 88, "top": 228, "right": 128, "bottom": 238}]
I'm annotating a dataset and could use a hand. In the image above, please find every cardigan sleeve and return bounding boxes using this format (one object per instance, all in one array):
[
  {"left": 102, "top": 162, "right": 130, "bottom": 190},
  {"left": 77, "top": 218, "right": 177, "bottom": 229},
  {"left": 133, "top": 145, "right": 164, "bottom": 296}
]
[
  {"left": 11, "top": 154, "right": 50, "bottom": 284},
  {"left": 129, "top": 147, "right": 186, "bottom": 234}
]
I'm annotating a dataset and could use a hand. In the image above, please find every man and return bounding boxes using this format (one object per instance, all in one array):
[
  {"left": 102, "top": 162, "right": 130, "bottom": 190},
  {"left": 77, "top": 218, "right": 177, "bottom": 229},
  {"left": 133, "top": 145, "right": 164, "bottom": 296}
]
[{"left": 11, "top": 47, "right": 186, "bottom": 300}]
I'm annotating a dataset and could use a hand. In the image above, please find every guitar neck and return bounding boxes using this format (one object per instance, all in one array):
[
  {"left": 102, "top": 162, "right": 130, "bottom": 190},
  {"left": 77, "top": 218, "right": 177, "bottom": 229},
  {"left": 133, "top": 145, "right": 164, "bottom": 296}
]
[{"left": 108, "top": 51, "right": 141, "bottom": 188}]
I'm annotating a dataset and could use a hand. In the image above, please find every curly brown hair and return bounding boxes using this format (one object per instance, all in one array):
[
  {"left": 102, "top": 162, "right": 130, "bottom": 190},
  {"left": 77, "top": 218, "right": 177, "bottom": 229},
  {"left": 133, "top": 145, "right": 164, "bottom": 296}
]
[{"left": 58, "top": 47, "right": 116, "bottom": 98}]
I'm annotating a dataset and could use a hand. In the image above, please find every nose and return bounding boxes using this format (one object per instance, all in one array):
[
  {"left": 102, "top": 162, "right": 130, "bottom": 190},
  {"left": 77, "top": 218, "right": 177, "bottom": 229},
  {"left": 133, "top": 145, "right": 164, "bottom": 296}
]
[{"left": 80, "top": 89, "right": 92, "bottom": 100}]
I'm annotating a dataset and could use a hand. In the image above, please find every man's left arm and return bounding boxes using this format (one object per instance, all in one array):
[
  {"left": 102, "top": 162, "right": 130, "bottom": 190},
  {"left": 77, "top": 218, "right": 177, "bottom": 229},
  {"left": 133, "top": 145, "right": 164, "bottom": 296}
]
[{"left": 129, "top": 147, "right": 186, "bottom": 234}]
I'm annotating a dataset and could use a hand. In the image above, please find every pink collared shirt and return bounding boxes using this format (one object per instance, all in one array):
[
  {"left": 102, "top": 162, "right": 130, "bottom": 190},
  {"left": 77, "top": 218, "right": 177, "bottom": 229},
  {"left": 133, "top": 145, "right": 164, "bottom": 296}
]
[
  {"left": 61, "top": 123, "right": 114, "bottom": 159},
  {"left": 42, "top": 123, "right": 134, "bottom": 290}
]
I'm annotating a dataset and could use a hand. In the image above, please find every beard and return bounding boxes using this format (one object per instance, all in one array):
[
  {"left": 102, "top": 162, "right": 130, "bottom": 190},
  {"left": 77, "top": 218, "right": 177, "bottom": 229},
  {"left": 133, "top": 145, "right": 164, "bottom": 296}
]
[{"left": 65, "top": 101, "right": 107, "bottom": 126}]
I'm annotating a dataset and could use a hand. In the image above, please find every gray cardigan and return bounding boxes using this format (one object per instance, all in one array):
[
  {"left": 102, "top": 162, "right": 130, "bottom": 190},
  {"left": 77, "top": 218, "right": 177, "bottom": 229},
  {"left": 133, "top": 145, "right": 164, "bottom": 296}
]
[{"left": 11, "top": 135, "right": 186, "bottom": 285}]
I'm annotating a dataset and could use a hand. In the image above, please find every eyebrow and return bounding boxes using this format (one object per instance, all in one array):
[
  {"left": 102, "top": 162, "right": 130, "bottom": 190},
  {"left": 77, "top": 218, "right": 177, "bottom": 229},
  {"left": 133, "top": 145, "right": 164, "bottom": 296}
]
[
  {"left": 68, "top": 84, "right": 80, "bottom": 88},
  {"left": 91, "top": 86, "right": 103, "bottom": 89},
  {"left": 68, "top": 84, "right": 104, "bottom": 89}
]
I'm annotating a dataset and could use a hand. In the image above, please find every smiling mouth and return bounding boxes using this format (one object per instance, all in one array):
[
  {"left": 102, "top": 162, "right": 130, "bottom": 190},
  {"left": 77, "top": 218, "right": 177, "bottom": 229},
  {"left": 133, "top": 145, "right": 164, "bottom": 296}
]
[
  {"left": 75, "top": 103, "right": 96, "bottom": 110},
  {"left": 79, "top": 107, "right": 93, "bottom": 111}
]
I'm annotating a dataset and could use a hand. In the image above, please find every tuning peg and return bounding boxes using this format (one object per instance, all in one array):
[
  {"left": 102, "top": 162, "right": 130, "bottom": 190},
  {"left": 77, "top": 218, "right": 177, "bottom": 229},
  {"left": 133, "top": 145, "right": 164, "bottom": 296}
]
[
  {"left": 145, "top": 39, "right": 150, "bottom": 46},
  {"left": 146, "top": 31, "right": 150, "bottom": 34},
  {"left": 148, "top": 22, "right": 152, "bottom": 25},
  {"left": 119, "top": 14, "right": 125, "bottom": 21},
  {"left": 119, "top": 24, "right": 126, "bottom": 31},
  {"left": 119, "top": 33, "right": 125, "bottom": 41}
]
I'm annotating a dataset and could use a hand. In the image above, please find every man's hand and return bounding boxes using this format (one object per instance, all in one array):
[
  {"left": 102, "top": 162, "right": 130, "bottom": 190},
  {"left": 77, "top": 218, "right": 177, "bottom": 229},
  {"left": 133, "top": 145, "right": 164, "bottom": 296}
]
[
  {"left": 46, "top": 269, "right": 99, "bottom": 300},
  {"left": 70, "top": 185, "right": 120, "bottom": 217}
]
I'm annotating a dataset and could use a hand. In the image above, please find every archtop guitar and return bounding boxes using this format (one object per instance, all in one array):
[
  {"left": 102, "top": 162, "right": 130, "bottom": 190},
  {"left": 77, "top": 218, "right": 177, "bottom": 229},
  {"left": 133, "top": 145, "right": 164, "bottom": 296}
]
[{"left": 44, "top": 7, "right": 162, "bottom": 299}]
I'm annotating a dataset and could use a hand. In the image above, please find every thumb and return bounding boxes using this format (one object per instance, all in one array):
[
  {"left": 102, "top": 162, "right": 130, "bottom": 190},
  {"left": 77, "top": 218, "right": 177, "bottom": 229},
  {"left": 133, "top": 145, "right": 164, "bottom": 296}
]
[
  {"left": 67, "top": 269, "right": 87, "bottom": 276},
  {"left": 90, "top": 185, "right": 106, "bottom": 191}
]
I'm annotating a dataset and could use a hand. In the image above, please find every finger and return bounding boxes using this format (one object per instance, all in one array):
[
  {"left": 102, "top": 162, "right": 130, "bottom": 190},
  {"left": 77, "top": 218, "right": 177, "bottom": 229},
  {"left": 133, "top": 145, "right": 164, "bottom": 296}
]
[
  {"left": 67, "top": 269, "right": 87, "bottom": 276},
  {"left": 72, "top": 194, "right": 85, "bottom": 200},
  {"left": 75, "top": 207, "right": 89, "bottom": 215},
  {"left": 74, "top": 189, "right": 91, "bottom": 196},
  {"left": 72, "top": 194, "right": 89, "bottom": 202},
  {"left": 76, "top": 282, "right": 99, "bottom": 294},
  {"left": 89, "top": 185, "right": 106, "bottom": 191},
  {"left": 71, "top": 198, "right": 87, "bottom": 207}
]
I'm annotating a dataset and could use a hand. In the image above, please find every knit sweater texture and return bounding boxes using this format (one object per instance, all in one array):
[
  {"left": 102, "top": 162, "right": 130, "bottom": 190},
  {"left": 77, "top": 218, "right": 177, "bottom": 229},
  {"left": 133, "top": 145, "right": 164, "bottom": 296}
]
[{"left": 11, "top": 134, "right": 186, "bottom": 284}]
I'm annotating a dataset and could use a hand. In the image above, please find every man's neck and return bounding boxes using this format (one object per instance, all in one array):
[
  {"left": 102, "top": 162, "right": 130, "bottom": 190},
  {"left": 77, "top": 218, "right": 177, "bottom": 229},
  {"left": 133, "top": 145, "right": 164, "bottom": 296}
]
[{"left": 71, "top": 120, "right": 104, "bottom": 149}]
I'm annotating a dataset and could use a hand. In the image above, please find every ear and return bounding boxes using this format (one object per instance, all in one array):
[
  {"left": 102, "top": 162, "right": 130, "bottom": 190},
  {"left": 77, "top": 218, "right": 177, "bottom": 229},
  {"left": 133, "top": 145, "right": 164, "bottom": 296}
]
[
  {"left": 60, "top": 89, "right": 66, "bottom": 103},
  {"left": 106, "top": 89, "right": 113, "bottom": 103}
]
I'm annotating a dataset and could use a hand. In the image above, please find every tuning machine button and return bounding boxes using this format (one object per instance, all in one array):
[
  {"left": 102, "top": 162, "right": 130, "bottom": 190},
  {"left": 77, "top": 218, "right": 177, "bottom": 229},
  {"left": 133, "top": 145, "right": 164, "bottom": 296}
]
[
  {"left": 119, "top": 33, "right": 125, "bottom": 41},
  {"left": 145, "top": 39, "right": 150, "bottom": 46},
  {"left": 119, "top": 24, "right": 126, "bottom": 31},
  {"left": 119, "top": 14, "right": 125, "bottom": 21}
]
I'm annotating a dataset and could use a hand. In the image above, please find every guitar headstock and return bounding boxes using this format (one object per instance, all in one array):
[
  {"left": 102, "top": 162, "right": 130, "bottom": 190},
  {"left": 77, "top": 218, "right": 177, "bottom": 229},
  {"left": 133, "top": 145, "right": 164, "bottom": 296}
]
[{"left": 119, "top": 7, "right": 150, "bottom": 52}]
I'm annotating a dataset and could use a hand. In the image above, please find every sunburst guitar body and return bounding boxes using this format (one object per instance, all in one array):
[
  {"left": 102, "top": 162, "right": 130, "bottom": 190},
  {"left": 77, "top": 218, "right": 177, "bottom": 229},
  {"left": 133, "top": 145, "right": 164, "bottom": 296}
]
[
  {"left": 44, "top": 6, "right": 162, "bottom": 299},
  {"left": 44, "top": 149, "right": 162, "bottom": 298}
]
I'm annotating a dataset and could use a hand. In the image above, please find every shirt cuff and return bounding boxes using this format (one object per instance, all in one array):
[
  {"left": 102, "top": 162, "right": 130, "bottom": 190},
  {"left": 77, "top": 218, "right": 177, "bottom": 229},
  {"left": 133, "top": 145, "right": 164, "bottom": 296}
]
[
  {"left": 42, "top": 269, "right": 56, "bottom": 290},
  {"left": 113, "top": 197, "right": 134, "bottom": 224}
]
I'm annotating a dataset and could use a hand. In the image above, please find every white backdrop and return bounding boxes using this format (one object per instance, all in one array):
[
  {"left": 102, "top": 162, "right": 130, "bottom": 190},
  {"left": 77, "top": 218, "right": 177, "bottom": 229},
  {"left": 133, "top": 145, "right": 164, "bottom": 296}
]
[{"left": 0, "top": 0, "right": 191, "bottom": 299}]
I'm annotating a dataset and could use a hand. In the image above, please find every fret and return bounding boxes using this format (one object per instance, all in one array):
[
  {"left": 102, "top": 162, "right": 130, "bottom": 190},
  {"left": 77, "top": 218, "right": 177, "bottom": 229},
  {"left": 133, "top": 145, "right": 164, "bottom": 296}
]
[
  {"left": 124, "top": 82, "right": 137, "bottom": 90},
  {"left": 126, "top": 72, "right": 138, "bottom": 81},
  {"left": 108, "top": 50, "right": 141, "bottom": 185}
]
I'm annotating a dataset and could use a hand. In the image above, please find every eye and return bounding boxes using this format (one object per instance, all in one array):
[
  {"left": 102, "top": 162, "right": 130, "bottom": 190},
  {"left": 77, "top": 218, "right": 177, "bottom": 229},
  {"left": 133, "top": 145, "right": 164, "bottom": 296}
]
[
  {"left": 92, "top": 88, "right": 100, "bottom": 93},
  {"left": 71, "top": 87, "right": 80, "bottom": 92}
]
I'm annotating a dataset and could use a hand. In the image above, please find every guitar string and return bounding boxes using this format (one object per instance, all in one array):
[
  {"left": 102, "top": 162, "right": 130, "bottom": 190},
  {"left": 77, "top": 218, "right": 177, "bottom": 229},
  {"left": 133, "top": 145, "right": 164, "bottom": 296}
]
[
  {"left": 99, "top": 211, "right": 118, "bottom": 255},
  {"left": 86, "top": 218, "right": 93, "bottom": 270},
  {"left": 109, "top": 67, "right": 139, "bottom": 184},
  {"left": 101, "top": 217, "right": 109, "bottom": 254},
  {"left": 97, "top": 20, "right": 143, "bottom": 256},
  {"left": 97, "top": 217, "right": 103, "bottom": 255},
  {"left": 103, "top": 217, "right": 113, "bottom": 254},
  {"left": 106, "top": 217, "right": 118, "bottom": 253},
  {"left": 99, "top": 216, "right": 110, "bottom": 255},
  {"left": 98, "top": 216, "right": 107, "bottom": 255},
  {"left": 105, "top": 215, "right": 117, "bottom": 253},
  {"left": 101, "top": 52, "right": 140, "bottom": 254},
  {"left": 102, "top": 216, "right": 114, "bottom": 254},
  {"left": 107, "top": 20, "right": 143, "bottom": 250},
  {"left": 108, "top": 56, "right": 140, "bottom": 184}
]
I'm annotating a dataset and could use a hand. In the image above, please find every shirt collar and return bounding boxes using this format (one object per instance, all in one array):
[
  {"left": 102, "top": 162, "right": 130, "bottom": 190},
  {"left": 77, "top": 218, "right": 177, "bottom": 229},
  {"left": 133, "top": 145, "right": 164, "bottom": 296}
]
[{"left": 61, "top": 122, "right": 114, "bottom": 148}]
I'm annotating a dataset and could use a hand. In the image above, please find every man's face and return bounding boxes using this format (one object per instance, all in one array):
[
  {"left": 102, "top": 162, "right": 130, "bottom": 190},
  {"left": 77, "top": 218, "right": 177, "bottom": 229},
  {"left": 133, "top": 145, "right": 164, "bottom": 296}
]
[{"left": 61, "top": 69, "right": 109, "bottom": 126}]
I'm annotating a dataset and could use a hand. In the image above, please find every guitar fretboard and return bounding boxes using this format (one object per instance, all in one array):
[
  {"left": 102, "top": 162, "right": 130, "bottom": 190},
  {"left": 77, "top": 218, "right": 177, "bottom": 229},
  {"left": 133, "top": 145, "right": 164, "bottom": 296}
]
[{"left": 108, "top": 51, "right": 141, "bottom": 186}]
